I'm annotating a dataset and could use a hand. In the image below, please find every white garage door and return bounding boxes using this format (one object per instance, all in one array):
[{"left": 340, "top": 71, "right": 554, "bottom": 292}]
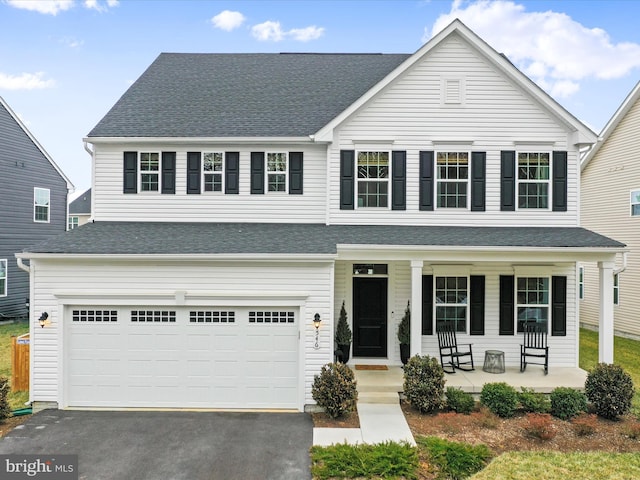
[{"left": 66, "top": 306, "right": 299, "bottom": 409}]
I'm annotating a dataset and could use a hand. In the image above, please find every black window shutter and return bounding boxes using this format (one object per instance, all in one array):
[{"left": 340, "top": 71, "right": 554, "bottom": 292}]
[
  {"left": 551, "top": 276, "right": 567, "bottom": 336},
  {"left": 250, "top": 152, "right": 265, "bottom": 194},
  {"left": 501, "top": 151, "right": 516, "bottom": 211},
  {"left": 422, "top": 275, "right": 434, "bottom": 335},
  {"left": 289, "top": 152, "right": 303, "bottom": 195},
  {"left": 123, "top": 151, "right": 138, "bottom": 194},
  {"left": 419, "top": 151, "right": 434, "bottom": 211},
  {"left": 186, "top": 152, "right": 201, "bottom": 194},
  {"left": 391, "top": 151, "right": 406, "bottom": 210},
  {"left": 471, "top": 152, "right": 486, "bottom": 211},
  {"left": 225, "top": 152, "right": 239, "bottom": 194},
  {"left": 340, "top": 150, "right": 355, "bottom": 210},
  {"left": 552, "top": 151, "right": 568, "bottom": 212},
  {"left": 161, "top": 152, "right": 176, "bottom": 194},
  {"left": 499, "top": 275, "right": 515, "bottom": 335},
  {"left": 470, "top": 275, "right": 485, "bottom": 335}
]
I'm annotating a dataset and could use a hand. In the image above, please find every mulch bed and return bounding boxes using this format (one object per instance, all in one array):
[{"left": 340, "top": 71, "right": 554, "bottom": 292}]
[
  {"left": 312, "top": 410, "right": 360, "bottom": 428},
  {"left": 0, "top": 415, "right": 31, "bottom": 438}
]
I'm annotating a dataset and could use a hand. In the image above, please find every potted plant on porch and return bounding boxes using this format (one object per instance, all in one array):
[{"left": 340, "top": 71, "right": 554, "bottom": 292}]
[
  {"left": 335, "top": 301, "right": 352, "bottom": 363},
  {"left": 398, "top": 301, "right": 411, "bottom": 365}
]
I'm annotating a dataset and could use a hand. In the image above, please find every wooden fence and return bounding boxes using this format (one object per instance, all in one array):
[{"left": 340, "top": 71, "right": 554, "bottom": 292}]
[{"left": 11, "top": 333, "right": 29, "bottom": 391}]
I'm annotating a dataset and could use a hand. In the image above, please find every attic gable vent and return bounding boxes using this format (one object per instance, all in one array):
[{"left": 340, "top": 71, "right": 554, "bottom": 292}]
[{"left": 442, "top": 77, "right": 465, "bottom": 105}]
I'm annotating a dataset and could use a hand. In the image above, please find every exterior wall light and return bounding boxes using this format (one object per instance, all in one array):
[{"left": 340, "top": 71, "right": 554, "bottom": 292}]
[
  {"left": 39, "top": 312, "right": 50, "bottom": 328},
  {"left": 313, "top": 313, "right": 321, "bottom": 350}
]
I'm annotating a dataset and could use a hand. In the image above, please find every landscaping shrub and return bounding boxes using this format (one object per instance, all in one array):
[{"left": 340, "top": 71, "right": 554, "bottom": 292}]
[
  {"left": 572, "top": 413, "right": 598, "bottom": 437},
  {"left": 418, "top": 436, "right": 492, "bottom": 480},
  {"left": 480, "top": 382, "right": 518, "bottom": 418},
  {"left": 446, "top": 387, "right": 475, "bottom": 414},
  {"left": 550, "top": 387, "right": 587, "bottom": 420},
  {"left": 403, "top": 355, "right": 445, "bottom": 413},
  {"left": 523, "top": 413, "right": 556, "bottom": 441},
  {"left": 518, "top": 387, "right": 550, "bottom": 414},
  {"left": 0, "top": 378, "right": 9, "bottom": 421},
  {"left": 470, "top": 406, "right": 500, "bottom": 429},
  {"left": 311, "top": 362, "right": 357, "bottom": 418},
  {"left": 585, "top": 363, "right": 635, "bottom": 420}
]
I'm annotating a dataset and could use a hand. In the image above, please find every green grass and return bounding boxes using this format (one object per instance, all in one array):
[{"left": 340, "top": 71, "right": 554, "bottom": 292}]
[{"left": 0, "top": 322, "right": 30, "bottom": 411}]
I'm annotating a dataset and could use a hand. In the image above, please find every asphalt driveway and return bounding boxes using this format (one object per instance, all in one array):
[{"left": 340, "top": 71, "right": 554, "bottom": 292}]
[{"left": 0, "top": 409, "right": 313, "bottom": 480}]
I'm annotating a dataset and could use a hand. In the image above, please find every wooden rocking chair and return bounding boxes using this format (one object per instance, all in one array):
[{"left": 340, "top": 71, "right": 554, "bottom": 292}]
[
  {"left": 436, "top": 322, "right": 474, "bottom": 374},
  {"left": 520, "top": 323, "right": 549, "bottom": 374}
]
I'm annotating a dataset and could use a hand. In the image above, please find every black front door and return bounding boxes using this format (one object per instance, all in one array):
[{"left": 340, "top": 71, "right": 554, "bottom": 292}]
[{"left": 353, "top": 277, "right": 388, "bottom": 357}]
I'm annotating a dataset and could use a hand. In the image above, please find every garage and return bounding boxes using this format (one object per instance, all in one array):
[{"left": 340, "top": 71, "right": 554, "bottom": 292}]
[{"left": 65, "top": 306, "right": 299, "bottom": 409}]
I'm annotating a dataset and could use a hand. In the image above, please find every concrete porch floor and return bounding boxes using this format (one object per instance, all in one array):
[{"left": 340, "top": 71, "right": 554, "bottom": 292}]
[{"left": 354, "top": 365, "right": 588, "bottom": 395}]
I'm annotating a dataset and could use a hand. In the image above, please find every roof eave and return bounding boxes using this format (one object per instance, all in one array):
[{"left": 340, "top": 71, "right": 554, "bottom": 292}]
[{"left": 85, "top": 136, "right": 315, "bottom": 146}]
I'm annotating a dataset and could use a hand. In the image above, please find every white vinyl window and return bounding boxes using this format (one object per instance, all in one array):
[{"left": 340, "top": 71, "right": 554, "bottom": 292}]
[
  {"left": 34, "top": 187, "right": 50, "bottom": 222},
  {"left": 630, "top": 189, "right": 640, "bottom": 216},
  {"left": 517, "top": 277, "right": 549, "bottom": 332},
  {"left": 579, "top": 266, "right": 584, "bottom": 300},
  {"left": 203, "top": 152, "right": 224, "bottom": 192},
  {"left": 0, "top": 260, "right": 6, "bottom": 296},
  {"left": 267, "top": 152, "right": 287, "bottom": 192},
  {"left": 357, "top": 151, "right": 389, "bottom": 208},
  {"left": 435, "top": 276, "right": 468, "bottom": 333},
  {"left": 436, "top": 152, "right": 469, "bottom": 208},
  {"left": 68, "top": 216, "right": 79, "bottom": 230},
  {"left": 517, "top": 152, "right": 550, "bottom": 209},
  {"left": 139, "top": 152, "right": 160, "bottom": 192},
  {"left": 614, "top": 273, "right": 620, "bottom": 305}
]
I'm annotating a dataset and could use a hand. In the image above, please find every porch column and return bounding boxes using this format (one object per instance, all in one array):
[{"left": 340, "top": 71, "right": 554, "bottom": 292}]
[
  {"left": 410, "top": 260, "right": 423, "bottom": 356},
  {"left": 598, "top": 261, "right": 615, "bottom": 363}
]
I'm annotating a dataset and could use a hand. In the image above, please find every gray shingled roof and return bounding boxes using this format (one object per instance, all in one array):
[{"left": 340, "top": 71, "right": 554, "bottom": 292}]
[
  {"left": 68, "top": 188, "right": 91, "bottom": 215},
  {"left": 23, "top": 222, "right": 625, "bottom": 255},
  {"left": 87, "top": 53, "right": 410, "bottom": 138}
]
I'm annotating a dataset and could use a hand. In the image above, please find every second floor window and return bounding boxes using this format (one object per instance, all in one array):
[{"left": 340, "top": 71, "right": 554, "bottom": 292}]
[
  {"left": 68, "top": 216, "right": 79, "bottom": 230},
  {"left": 203, "top": 152, "right": 224, "bottom": 192},
  {"left": 140, "top": 152, "right": 160, "bottom": 191},
  {"left": 437, "top": 152, "right": 469, "bottom": 208},
  {"left": 357, "top": 151, "right": 389, "bottom": 208},
  {"left": 267, "top": 152, "right": 287, "bottom": 192},
  {"left": 34, "top": 187, "right": 50, "bottom": 222},
  {"left": 630, "top": 189, "right": 640, "bottom": 216},
  {"left": 0, "top": 260, "right": 6, "bottom": 296},
  {"left": 518, "top": 152, "right": 550, "bottom": 209}
]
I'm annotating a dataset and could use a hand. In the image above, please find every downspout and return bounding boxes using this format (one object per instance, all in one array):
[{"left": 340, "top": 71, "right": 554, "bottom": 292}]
[
  {"left": 16, "top": 257, "right": 30, "bottom": 274},
  {"left": 84, "top": 140, "right": 95, "bottom": 223},
  {"left": 16, "top": 257, "right": 33, "bottom": 406},
  {"left": 614, "top": 251, "right": 628, "bottom": 275}
]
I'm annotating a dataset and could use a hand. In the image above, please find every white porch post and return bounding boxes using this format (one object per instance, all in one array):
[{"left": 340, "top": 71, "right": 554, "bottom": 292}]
[
  {"left": 598, "top": 261, "right": 615, "bottom": 363},
  {"left": 410, "top": 260, "right": 423, "bottom": 356}
]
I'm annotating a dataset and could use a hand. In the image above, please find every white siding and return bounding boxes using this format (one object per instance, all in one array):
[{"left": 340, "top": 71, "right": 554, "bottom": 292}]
[
  {"left": 92, "top": 143, "right": 327, "bottom": 223},
  {"left": 329, "top": 33, "right": 579, "bottom": 226},
  {"left": 30, "top": 258, "right": 334, "bottom": 409},
  {"left": 581, "top": 95, "right": 640, "bottom": 336}
]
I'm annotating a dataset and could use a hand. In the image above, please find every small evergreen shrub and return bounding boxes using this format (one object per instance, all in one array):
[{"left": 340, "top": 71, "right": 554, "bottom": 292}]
[
  {"left": 585, "top": 363, "right": 635, "bottom": 420},
  {"left": 480, "top": 382, "right": 518, "bottom": 418},
  {"left": 446, "top": 387, "right": 475, "bottom": 414},
  {"left": 403, "top": 355, "right": 445, "bottom": 413},
  {"left": 397, "top": 301, "right": 411, "bottom": 345},
  {"left": 572, "top": 413, "right": 598, "bottom": 437},
  {"left": 518, "top": 387, "right": 551, "bottom": 414},
  {"left": 550, "top": 387, "right": 587, "bottom": 420},
  {"left": 523, "top": 413, "right": 556, "bottom": 441},
  {"left": 311, "top": 362, "right": 357, "bottom": 418},
  {"left": 0, "top": 378, "right": 9, "bottom": 421},
  {"left": 418, "top": 436, "right": 492, "bottom": 480},
  {"left": 335, "top": 301, "right": 352, "bottom": 345}
]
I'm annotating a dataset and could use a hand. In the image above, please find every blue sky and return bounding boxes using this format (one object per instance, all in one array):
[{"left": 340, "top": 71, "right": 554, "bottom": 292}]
[{"left": 2, "top": 0, "right": 640, "bottom": 195}]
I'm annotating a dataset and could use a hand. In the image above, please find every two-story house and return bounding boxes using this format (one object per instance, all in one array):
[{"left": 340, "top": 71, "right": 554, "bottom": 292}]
[
  {"left": 0, "top": 96, "right": 73, "bottom": 321},
  {"left": 68, "top": 188, "right": 92, "bottom": 230},
  {"left": 19, "top": 20, "right": 624, "bottom": 412}
]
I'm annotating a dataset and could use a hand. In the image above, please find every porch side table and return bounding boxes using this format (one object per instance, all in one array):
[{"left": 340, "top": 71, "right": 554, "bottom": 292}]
[{"left": 483, "top": 350, "right": 505, "bottom": 374}]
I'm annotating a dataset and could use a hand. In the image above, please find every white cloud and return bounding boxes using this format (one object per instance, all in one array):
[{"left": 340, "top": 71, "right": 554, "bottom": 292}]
[
  {"left": 0, "top": 72, "right": 55, "bottom": 90},
  {"left": 5, "top": 0, "right": 74, "bottom": 15},
  {"left": 211, "top": 10, "right": 245, "bottom": 31},
  {"left": 83, "top": 0, "right": 118, "bottom": 12},
  {"left": 427, "top": 0, "right": 640, "bottom": 98},
  {"left": 252, "top": 21, "right": 324, "bottom": 42}
]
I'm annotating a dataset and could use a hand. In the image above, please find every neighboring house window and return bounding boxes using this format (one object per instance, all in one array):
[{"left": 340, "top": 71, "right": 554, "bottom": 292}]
[
  {"left": 516, "top": 277, "right": 549, "bottom": 331},
  {"left": 203, "top": 152, "right": 224, "bottom": 192},
  {"left": 579, "top": 266, "right": 584, "bottom": 300},
  {"left": 357, "top": 151, "right": 389, "bottom": 208},
  {"left": 0, "top": 260, "right": 6, "bottom": 296},
  {"left": 68, "top": 216, "right": 79, "bottom": 230},
  {"left": 435, "top": 276, "right": 468, "bottom": 333},
  {"left": 517, "top": 152, "right": 550, "bottom": 209},
  {"left": 140, "top": 152, "right": 160, "bottom": 191},
  {"left": 437, "top": 151, "right": 469, "bottom": 208},
  {"left": 630, "top": 189, "right": 640, "bottom": 216},
  {"left": 614, "top": 273, "right": 620, "bottom": 305},
  {"left": 267, "top": 152, "right": 287, "bottom": 192},
  {"left": 34, "top": 188, "right": 50, "bottom": 222}
]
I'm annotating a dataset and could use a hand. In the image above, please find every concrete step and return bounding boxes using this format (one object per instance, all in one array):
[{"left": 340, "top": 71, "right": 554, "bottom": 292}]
[
  {"left": 358, "top": 391, "right": 400, "bottom": 404},
  {"left": 357, "top": 383, "right": 403, "bottom": 394}
]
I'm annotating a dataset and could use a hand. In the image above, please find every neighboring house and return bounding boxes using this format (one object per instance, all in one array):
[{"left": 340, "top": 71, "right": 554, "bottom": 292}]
[
  {"left": 68, "top": 188, "right": 91, "bottom": 229},
  {"left": 0, "top": 96, "right": 73, "bottom": 321},
  {"left": 581, "top": 81, "right": 640, "bottom": 337},
  {"left": 19, "top": 20, "right": 624, "bottom": 412}
]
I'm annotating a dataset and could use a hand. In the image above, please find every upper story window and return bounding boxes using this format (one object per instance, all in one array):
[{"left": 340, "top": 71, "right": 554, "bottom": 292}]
[
  {"left": 630, "top": 190, "right": 640, "bottom": 216},
  {"left": 435, "top": 276, "right": 468, "bottom": 333},
  {"left": 0, "top": 260, "right": 6, "bottom": 296},
  {"left": 68, "top": 216, "right": 79, "bottom": 230},
  {"left": 517, "top": 152, "right": 550, "bottom": 209},
  {"left": 437, "top": 152, "right": 469, "bottom": 208},
  {"left": 267, "top": 152, "right": 287, "bottom": 192},
  {"left": 357, "top": 151, "right": 389, "bottom": 208},
  {"left": 140, "top": 152, "right": 160, "bottom": 192},
  {"left": 516, "top": 277, "right": 549, "bottom": 332},
  {"left": 203, "top": 152, "right": 224, "bottom": 192},
  {"left": 34, "top": 187, "right": 50, "bottom": 222}
]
